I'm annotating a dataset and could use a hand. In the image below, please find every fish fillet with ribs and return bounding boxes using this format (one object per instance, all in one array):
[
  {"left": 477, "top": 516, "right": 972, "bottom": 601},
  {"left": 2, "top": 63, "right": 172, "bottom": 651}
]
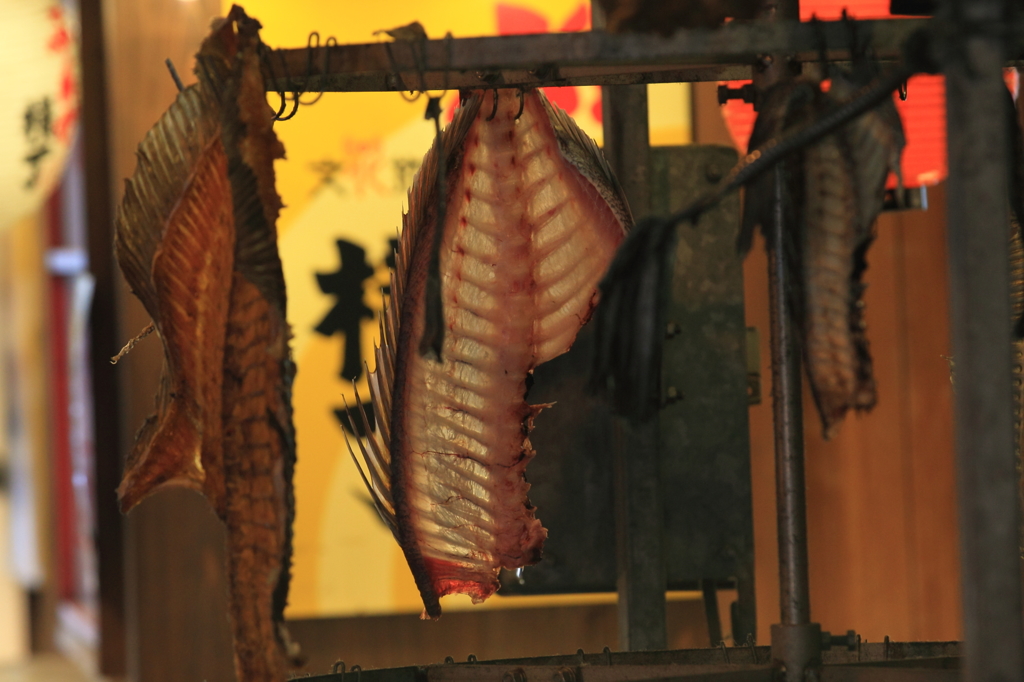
[
  {"left": 114, "top": 6, "right": 297, "bottom": 681},
  {"left": 348, "top": 89, "right": 631, "bottom": 618}
]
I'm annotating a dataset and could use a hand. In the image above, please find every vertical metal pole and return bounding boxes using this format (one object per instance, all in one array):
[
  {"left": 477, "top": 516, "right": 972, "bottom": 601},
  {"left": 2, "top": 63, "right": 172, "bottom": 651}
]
[
  {"left": 768, "top": 170, "right": 810, "bottom": 629},
  {"left": 756, "top": 9, "right": 810, "bottom": 630},
  {"left": 943, "top": 1, "right": 1024, "bottom": 681},
  {"left": 754, "top": 0, "right": 821, "bottom": 678},
  {"left": 593, "top": 2, "right": 666, "bottom": 652},
  {"left": 605, "top": 86, "right": 666, "bottom": 652},
  {"left": 765, "top": 160, "right": 819, "bottom": 682}
]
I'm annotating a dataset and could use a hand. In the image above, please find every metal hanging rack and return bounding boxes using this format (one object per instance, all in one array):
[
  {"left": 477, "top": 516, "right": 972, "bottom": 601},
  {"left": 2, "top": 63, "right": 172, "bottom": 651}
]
[{"left": 264, "top": 2, "right": 1024, "bottom": 680}]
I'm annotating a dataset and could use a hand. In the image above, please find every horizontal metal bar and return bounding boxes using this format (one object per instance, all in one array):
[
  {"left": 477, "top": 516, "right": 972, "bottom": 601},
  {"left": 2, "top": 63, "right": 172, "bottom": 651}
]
[
  {"left": 269, "top": 64, "right": 754, "bottom": 92},
  {"left": 265, "top": 18, "right": 926, "bottom": 93},
  {"left": 305, "top": 644, "right": 965, "bottom": 681},
  {"left": 821, "top": 667, "right": 957, "bottom": 682}
]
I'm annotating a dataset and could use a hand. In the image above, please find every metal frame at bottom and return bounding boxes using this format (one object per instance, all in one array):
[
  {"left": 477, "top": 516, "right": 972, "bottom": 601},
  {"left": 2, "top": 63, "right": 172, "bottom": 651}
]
[{"left": 307, "top": 641, "right": 961, "bottom": 682}]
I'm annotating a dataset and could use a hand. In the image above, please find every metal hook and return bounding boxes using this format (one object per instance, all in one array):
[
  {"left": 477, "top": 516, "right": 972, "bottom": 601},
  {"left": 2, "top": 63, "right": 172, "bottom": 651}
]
[
  {"left": 297, "top": 31, "right": 327, "bottom": 107},
  {"left": 602, "top": 647, "right": 612, "bottom": 666},
  {"left": 258, "top": 42, "right": 290, "bottom": 120},
  {"left": 410, "top": 37, "right": 429, "bottom": 94},
  {"left": 300, "top": 35, "right": 337, "bottom": 106},
  {"left": 898, "top": 80, "right": 908, "bottom": 100},
  {"left": 718, "top": 640, "right": 730, "bottom": 664},
  {"left": 515, "top": 88, "right": 526, "bottom": 120},
  {"left": 331, "top": 661, "right": 346, "bottom": 675},
  {"left": 467, "top": 654, "right": 478, "bottom": 663},
  {"left": 274, "top": 48, "right": 303, "bottom": 121},
  {"left": 352, "top": 664, "right": 363, "bottom": 682},
  {"left": 382, "top": 40, "right": 419, "bottom": 102},
  {"left": 486, "top": 89, "right": 500, "bottom": 121}
]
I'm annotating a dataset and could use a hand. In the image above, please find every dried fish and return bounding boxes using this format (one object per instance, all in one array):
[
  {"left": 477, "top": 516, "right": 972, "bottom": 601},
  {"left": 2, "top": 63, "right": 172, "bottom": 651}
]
[
  {"left": 740, "top": 70, "right": 903, "bottom": 438},
  {"left": 347, "top": 89, "right": 630, "bottom": 618},
  {"left": 801, "top": 129, "right": 866, "bottom": 437},
  {"left": 114, "top": 6, "right": 297, "bottom": 681}
]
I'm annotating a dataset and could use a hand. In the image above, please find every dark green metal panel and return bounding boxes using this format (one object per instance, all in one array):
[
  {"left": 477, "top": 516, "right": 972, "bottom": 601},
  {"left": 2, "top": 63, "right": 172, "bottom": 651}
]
[
  {"left": 497, "top": 145, "right": 754, "bottom": 639},
  {"left": 653, "top": 146, "right": 754, "bottom": 638}
]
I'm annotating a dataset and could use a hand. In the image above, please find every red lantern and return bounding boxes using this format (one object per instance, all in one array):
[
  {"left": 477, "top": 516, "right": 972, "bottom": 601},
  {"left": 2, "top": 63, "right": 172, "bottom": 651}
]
[{"left": 720, "top": 1, "right": 947, "bottom": 187}]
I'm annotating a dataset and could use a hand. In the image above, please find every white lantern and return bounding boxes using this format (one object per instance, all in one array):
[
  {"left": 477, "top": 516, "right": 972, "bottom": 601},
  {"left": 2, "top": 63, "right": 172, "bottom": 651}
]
[{"left": 0, "top": 0, "right": 79, "bottom": 232}]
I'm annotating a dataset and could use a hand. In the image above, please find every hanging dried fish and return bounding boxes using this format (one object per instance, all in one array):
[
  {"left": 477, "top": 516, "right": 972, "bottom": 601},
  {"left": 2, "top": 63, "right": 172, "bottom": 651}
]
[
  {"left": 801, "top": 127, "right": 868, "bottom": 437},
  {"left": 740, "top": 68, "right": 904, "bottom": 438},
  {"left": 346, "top": 89, "right": 631, "bottom": 618},
  {"left": 114, "top": 6, "right": 297, "bottom": 681}
]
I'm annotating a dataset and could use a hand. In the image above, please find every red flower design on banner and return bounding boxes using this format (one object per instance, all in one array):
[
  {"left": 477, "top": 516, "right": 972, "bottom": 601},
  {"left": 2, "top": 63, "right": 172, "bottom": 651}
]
[
  {"left": 444, "top": 4, "right": 599, "bottom": 124},
  {"left": 495, "top": 3, "right": 594, "bottom": 118}
]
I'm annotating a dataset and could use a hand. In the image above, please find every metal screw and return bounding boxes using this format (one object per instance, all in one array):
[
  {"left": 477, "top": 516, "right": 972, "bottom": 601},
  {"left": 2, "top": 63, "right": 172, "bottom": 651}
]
[
  {"left": 821, "top": 629, "right": 858, "bottom": 651},
  {"left": 706, "top": 164, "right": 723, "bottom": 183},
  {"left": 502, "top": 669, "right": 527, "bottom": 682},
  {"left": 665, "top": 386, "right": 683, "bottom": 404},
  {"left": 666, "top": 322, "right": 682, "bottom": 338},
  {"left": 553, "top": 668, "right": 576, "bottom": 682}
]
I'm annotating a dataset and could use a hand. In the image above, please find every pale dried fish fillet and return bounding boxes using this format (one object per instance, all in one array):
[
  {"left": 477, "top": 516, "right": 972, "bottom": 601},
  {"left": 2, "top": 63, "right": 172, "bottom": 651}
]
[{"left": 348, "top": 89, "right": 630, "bottom": 618}]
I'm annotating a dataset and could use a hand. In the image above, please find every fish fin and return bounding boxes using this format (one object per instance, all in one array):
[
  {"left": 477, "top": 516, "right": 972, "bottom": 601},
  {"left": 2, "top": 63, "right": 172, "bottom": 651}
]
[
  {"left": 341, "top": 392, "right": 398, "bottom": 536},
  {"left": 113, "top": 76, "right": 233, "bottom": 514},
  {"left": 117, "top": 368, "right": 205, "bottom": 512},
  {"left": 342, "top": 97, "right": 482, "bottom": 537},
  {"left": 114, "top": 83, "right": 222, "bottom": 318},
  {"left": 538, "top": 89, "right": 633, "bottom": 232},
  {"left": 337, "top": 84, "right": 483, "bottom": 620}
]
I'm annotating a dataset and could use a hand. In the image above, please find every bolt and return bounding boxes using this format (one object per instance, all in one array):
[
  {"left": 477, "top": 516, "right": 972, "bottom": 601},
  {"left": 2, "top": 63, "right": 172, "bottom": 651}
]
[
  {"left": 666, "top": 321, "right": 682, "bottom": 338},
  {"left": 503, "top": 669, "right": 527, "bottom": 682},
  {"left": 665, "top": 386, "right": 683, "bottom": 404},
  {"left": 553, "top": 668, "right": 576, "bottom": 682},
  {"left": 706, "top": 164, "right": 722, "bottom": 183}
]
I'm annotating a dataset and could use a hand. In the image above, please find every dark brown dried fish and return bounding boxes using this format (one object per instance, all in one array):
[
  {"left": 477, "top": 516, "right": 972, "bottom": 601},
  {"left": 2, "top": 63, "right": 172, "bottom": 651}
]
[
  {"left": 801, "top": 129, "right": 867, "bottom": 437},
  {"left": 740, "top": 71, "right": 903, "bottom": 438},
  {"left": 347, "top": 89, "right": 630, "bottom": 619},
  {"left": 115, "top": 6, "right": 296, "bottom": 681}
]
